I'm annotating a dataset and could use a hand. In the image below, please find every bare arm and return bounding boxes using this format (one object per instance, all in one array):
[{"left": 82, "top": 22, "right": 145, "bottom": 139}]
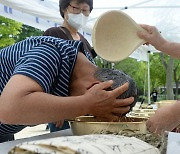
[
  {"left": 0, "top": 75, "right": 134, "bottom": 125},
  {"left": 138, "top": 24, "right": 180, "bottom": 59},
  {"left": 0, "top": 75, "right": 87, "bottom": 125},
  {"left": 159, "top": 41, "right": 180, "bottom": 59}
]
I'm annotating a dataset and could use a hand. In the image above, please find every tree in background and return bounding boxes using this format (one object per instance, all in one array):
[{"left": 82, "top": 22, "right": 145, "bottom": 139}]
[
  {"left": 0, "top": 16, "right": 43, "bottom": 49},
  {"left": 173, "top": 60, "right": 180, "bottom": 99},
  {"left": 160, "top": 53, "right": 174, "bottom": 99},
  {"left": 94, "top": 56, "right": 113, "bottom": 69},
  {"left": 15, "top": 24, "right": 43, "bottom": 42},
  {"left": 149, "top": 53, "right": 166, "bottom": 100},
  {"left": 113, "top": 58, "right": 146, "bottom": 96},
  {"left": 150, "top": 53, "right": 166, "bottom": 89},
  {"left": 0, "top": 16, "right": 22, "bottom": 48},
  {"left": 159, "top": 53, "right": 179, "bottom": 100}
]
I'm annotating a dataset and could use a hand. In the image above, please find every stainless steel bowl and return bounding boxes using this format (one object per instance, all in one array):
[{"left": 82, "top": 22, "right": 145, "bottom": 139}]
[{"left": 69, "top": 116, "right": 147, "bottom": 135}]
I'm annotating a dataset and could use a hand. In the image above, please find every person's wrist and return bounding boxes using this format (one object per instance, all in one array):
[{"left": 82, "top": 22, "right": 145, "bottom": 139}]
[
  {"left": 156, "top": 37, "right": 169, "bottom": 51},
  {"left": 79, "top": 95, "right": 91, "bottom": 115}
]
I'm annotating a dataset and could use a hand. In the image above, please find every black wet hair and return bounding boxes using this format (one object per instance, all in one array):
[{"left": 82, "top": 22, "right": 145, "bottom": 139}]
[
  {"left": 94, "top": 68, "right": 138, "bottom": 112},
  {"left": 59, "top": 0, "right": 93, "bottom": 18}
]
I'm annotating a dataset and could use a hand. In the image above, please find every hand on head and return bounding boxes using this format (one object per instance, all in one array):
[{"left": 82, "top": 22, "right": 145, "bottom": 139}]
[{"left": 84, "top": 81, "right": 134, "bottom": 122}]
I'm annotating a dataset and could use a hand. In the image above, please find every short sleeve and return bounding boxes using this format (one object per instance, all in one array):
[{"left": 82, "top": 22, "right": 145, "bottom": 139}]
[{"left": 13, "top": 43, "right": 61, "bottom": 93}]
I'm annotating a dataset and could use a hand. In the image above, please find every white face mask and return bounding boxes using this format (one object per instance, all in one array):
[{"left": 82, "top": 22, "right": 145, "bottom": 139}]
[{"left": 67, "top": 13, "right": 89, "bottom": 30}]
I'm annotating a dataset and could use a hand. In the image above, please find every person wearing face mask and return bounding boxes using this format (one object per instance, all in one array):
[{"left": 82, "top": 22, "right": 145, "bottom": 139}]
[
  {"left": 43, "top": 0, "right": 96, "bottom": 132},
  {"left": 44, "top": 0, "right": 96, "bottom": 58}
]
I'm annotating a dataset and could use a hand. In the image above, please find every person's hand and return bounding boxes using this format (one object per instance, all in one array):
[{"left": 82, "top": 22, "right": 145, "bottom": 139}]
[
  {"left": 84, "top": 81, "right": 134, "bottom": 121},
  {"left": 146, "top": 103, "right": 180, "bottom": 135},
  {"left": 137, "top": 24, "right": 166, "bottom": 49}
]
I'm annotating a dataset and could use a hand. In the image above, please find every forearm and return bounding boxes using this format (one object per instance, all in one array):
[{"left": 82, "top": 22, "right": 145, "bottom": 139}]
[
  {"left": 0, "top": 75, "right": 133, "bottom": 126},
  {"left": 157, "top": 40, "right": 180, "bottom": 59},
  {"left": 0, "top": 92, "right": 88, "bottom": 125},
  {"left": 171, "top": 101, "right": 180, "bottom": 124},
  {"left": 138, "top": 25, "right": 180, "bottom": 58}
]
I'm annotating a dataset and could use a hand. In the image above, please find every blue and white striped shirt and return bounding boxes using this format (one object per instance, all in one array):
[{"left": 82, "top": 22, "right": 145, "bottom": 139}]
[{"left": 0, "top": 36, "right": 94, "bottom": 136}]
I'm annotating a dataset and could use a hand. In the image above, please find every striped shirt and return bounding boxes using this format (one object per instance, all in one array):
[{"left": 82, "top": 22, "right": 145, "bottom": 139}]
[{"left": 0, "top": 36, "right": 94, "bottom": 136}]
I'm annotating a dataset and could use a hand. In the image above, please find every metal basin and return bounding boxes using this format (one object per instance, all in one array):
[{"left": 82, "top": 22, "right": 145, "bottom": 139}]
[{"left": 69, "top": 116, "right": 147, "bottom": 135}]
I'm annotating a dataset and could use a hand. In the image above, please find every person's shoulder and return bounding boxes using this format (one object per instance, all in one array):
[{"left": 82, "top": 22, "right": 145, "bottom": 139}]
[
  {"left": 44, "top": 27, "right": 70, "bottom": 39},
  {"left": 44, "top": 27, "right": 59, "bottom": 35},
  {"left": 78, "top": 32, "right": 90, "bottom": 44},
  {"left": 26, "top": 36, "right": 67, "bottom": 47},
  {"left": 45, "top": 27, "right": 60, "bottom": 32}
]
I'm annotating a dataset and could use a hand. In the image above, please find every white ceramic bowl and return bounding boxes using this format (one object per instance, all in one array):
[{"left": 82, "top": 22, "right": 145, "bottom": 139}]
[{"left": 92, "top": 10, "right": 145, "bottom": 62}]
